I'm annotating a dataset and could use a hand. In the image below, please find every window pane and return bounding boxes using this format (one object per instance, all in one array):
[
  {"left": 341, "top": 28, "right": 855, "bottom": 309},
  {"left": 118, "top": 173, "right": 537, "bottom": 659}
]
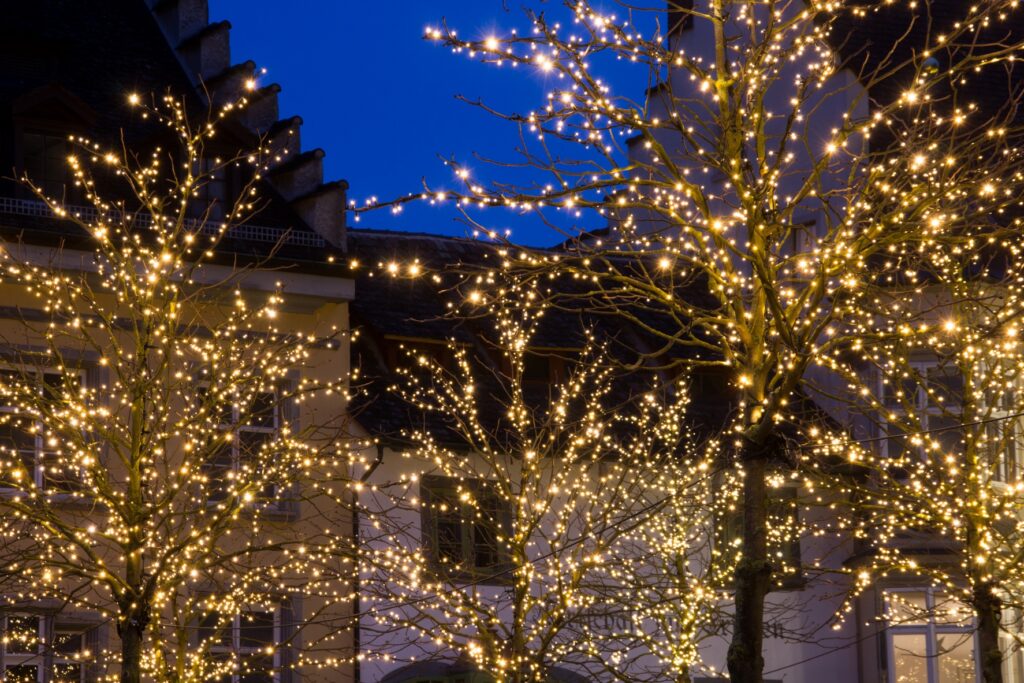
[
  {"left": 937, "top": 632, "right": 976, "bottom": 683},
  {"left": 1003, "top": 635, "right": 1024, "bottom": 683},
  {"left": 4, "top": 664, "right": 39, "bottom": 683},
  {"left": 437, "top": 513, "right": 463, "bottom": 565},
  {"left": 927, "top": 366, "right": 964, "bottom": 407},
  {"left": 239, "top": 653, "right": 274, "bottom": 683},
  {"left": 6, "top": 614, "right": 41, "bottom": 654},
  {"left": 239, "top": 432, "right": 276, "bottom": 499},
  {"left": 52, "top": 662, "right": 82, "bottom": 683},
  {"left": 199, "top": 613, "right": 233, "bottom": 648},
  {"left": 52, "top": 628, "right": 84, "bottom": 655},
  {"left": 42, "top": 452, "right": 81, "bottom": 492},
  {"left": 247, "top": 393, "right": 277, "bottom": 429},
  {"left": 0, "top": 419, "right": 38, "bottom": 486},
  {"left": 928, "top": 415, "right": 963, "bottom": 456},
  {"left": 884, "top": 422, "right": 911, "bottom": 461},
  {"left": 42, "top": 371, "right": 78, "bottom": 402},
  {"left": 473, "top": 516, "right": 500, "bottom": 570},
  {"left": 239, "top": 610, "right": 275, "bottom": 649},
  {"left": 239, "top": 431, "right": 272, "bottom": 459},
  {"left": 884, "top": 376, "right": 921, "bottom": 410},
  {"left": 892, "top": 633, "right": 929, "bottom": 682},
  {"left": 203, "top": 442, "right": 233, "bottom": 501},
  {"left": 196, "top": 387, "right": 232, "bottom": 426},
  {"left": 933, "top": 593, "right": 974, "bottom": 627}
]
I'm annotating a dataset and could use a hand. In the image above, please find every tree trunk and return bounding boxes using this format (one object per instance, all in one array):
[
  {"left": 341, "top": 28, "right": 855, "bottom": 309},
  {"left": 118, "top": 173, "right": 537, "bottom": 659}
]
[
  {"left": 118, "top": 614, "right": 147, "bottom": 683},
  {"left": 727, "top": 446, "right": 771, "bottom": 683},
  {"left": 974, "top": 583, "right": 1004, "bottom": 683}
]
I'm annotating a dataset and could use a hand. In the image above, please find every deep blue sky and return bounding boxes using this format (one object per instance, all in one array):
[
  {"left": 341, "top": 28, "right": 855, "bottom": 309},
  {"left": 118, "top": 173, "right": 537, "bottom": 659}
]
[{"left": 209, "top": 1, "right": 643, "bottom": 246}]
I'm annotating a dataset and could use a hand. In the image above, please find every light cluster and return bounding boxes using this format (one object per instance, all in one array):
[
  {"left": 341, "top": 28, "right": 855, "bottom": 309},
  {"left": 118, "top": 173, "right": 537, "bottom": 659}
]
[
  {"left": 357, "top": 1, "right": 1024, "bottom": 681},
  {"left": 0, "top": 94, "right": 355, "bottom": 682}
]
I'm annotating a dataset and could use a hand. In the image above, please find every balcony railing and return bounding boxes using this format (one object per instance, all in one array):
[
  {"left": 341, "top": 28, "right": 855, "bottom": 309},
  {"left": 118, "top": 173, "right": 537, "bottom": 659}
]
[{"left": 0, "top": 196, "right": 325, "bottom": 249}]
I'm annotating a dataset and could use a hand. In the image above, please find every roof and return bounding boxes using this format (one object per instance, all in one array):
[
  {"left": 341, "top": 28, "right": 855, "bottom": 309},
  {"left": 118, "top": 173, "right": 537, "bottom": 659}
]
[
  {"left": 345, "top": 229, "right": 733, "bottom": 446},
  {"left": 0, "top": 0, "right": 349, "bottom": 270},
  {"left": 833, "top": 0, "right": 1023, "bottom": 122}
]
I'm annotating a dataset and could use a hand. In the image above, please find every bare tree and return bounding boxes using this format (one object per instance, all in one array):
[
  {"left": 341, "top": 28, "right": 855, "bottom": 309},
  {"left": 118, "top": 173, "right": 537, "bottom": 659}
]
[
  {"left": 0, "top": 93, "right": 353, "bottom": 683},
  {"left": 353, "top": 275, "right": 730, "bottom": 683},
  {"left": 807, "top": 230, "right": 1024, "bottom": 683},
  {"left": 360, "top": 1, "right": 1024, "bottom": 679}
]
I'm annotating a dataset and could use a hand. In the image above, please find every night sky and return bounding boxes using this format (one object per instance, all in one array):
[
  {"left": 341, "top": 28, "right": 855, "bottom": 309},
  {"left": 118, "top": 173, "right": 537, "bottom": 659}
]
[{"left": 209, "top": 1, "right": 644, "bottom": 246}]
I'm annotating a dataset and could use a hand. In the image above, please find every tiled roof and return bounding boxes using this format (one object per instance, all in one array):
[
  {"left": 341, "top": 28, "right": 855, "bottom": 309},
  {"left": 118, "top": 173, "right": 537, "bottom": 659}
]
[{"left": 346, "top": 229, "right": 732, "bottom": 445}]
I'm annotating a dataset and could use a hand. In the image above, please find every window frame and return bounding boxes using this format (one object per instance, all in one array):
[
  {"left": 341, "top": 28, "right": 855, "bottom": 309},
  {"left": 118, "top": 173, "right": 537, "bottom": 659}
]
[
  {"left": 0, "top": 366, "right": 87, "bottom": 493},
  {"left": 879, "top": 360, "right": 964, "bottom": 461},
  {"left": 883, "top": 587, "right": 979, "bottom": 683},
  {"left": 420, "top": 475, "right": 513, "bottom": 585},
  {"left": 197, "top": 383, "right": 283, "bottom": 507},
  {"left": 198, "top": 607, "right": 282, "bottom": 683},
  {"left": 0, "top": 612, "right": 95, "bottom": 683}
]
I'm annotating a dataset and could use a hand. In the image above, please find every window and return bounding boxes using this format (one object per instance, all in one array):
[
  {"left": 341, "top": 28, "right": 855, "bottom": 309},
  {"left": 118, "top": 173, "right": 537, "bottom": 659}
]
[
  {"left": 21, "top": 132, "right": 69, "bottom": 200},
  {"left": 981, "top": 377, "right": 1023, "bottom": 484},
  {"left": 520, "top": 350, "right": 570, "bottom": 385},
  {"left": 880, "top": 361, "right": 964, "bottom": 460},
  {"left": 884, "top": 588, "right": 977, "bottom": 683},
  {"left": 421, "top": 476, "right": 511, "bottom": 583},
  {"left": 718, "top": 485, "right": 802, "bottom": 589},
  {"left": 199, "top": 609, "right": 279, "bottom": 683},
  {"left": 199, "top": 386, "right": 280, "bottom": 504},
  {"left": 985, "top": 418, "right": 1022, "bottom": 484},
  {"left": 0, "top": 613, "right": 94, "bottom": 683},
  {"left": 0, "top": 369, "right": 83, "bottom": 492}
]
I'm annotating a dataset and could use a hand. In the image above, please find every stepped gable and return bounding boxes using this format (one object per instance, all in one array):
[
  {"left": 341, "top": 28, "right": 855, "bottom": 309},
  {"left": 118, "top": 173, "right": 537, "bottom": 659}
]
[
  {"left": 0, "top": 1, "right": 347, "bottom": 264},
  {"left": 147, "top": 0, "right": 348, "bottom": 250}
]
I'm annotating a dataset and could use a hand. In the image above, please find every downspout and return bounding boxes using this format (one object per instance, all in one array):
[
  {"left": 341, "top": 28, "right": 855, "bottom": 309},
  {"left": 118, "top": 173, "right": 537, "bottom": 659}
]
[{"left": 352, "top": 441, "right": 385, "bottom": 683}]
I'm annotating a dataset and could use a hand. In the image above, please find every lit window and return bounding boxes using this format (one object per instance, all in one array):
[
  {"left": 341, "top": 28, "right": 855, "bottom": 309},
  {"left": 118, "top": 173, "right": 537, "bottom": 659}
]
[
  {"left": 1000, "top": 605, "right": 1024, "bottom": 683},
  {"left": 884, "top": 588, "right": 976, "bottom": 683}
]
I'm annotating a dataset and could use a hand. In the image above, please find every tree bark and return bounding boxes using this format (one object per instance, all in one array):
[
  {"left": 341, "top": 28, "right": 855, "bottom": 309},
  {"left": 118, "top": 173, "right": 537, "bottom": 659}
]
[
  {"left": 727, "top": 444, "right": 772, "bottom": 683},
  {"left": 118, "top": 609, "right": 149, "bottom": 683},
  {"left": 974, "top": 583, "right": 1004, "bottom": 683}
]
